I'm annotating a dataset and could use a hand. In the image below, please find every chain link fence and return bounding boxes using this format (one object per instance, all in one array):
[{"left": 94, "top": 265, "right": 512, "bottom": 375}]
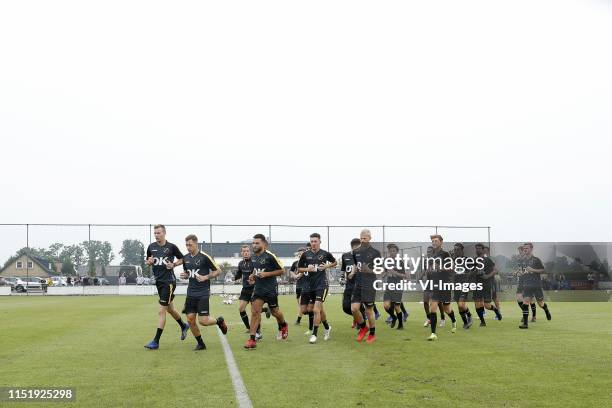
[{"left": 0, "top": 223, "right": 490, "bottom": 295}]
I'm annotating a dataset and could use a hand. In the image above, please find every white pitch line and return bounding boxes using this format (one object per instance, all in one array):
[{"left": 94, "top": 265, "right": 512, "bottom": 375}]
[{"left": 216, "top": 327, "right": 253, "bottom": 408}]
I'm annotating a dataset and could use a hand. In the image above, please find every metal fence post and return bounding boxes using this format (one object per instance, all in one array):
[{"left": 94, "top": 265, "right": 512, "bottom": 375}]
[
  {"left": 26, "top": 224, "right": 29, "bottom": 296},
  {"left": 209, "top": 224, "right": 213, "bottom": 256},
  {"left": 87, "top": 224, "right": 91, "bottom": 293}
]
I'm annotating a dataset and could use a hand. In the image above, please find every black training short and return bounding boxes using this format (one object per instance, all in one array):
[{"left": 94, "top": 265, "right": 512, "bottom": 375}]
[
  {"left": 300, "top": 290, "right": 316, "bottom": 306},
  {"left": 296, "top": 287, "right": 302, "bottom": 300},
  {"left": 239, "top": 288, "right": 254, "bottom": 302},
  {"left": 473, "top": 280, "right": 492, "bottom": 302},
  {"left": 522, "top": 286, "right": 544, "bottom": 301},
  {"left": 383, "top": 289, "right": 403, "bottom": 303},
  {"left": 315, "top": 285, "right": 329, "bottom": 302},
  {"left": 432, "top": 289, "right": 452, "bottom": 304},
  {"left": 252, "top": 292, "right": 279, "bottom": 309},
  {"left": 351, "top": 284, "right": 376, "bottom": 307},
  {"left": 454, "top": 289, "right": 470, "bottom": 302},
  {"left": 156, "top": 281, "right": 176, "bottom": 306},
  {"left": 183, "top": 296, "right": 210, "bottom": 316}
]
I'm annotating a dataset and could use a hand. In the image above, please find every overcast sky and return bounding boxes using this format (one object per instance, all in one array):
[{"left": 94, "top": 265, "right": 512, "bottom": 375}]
[{"left": 1, "top": 0, "right": 611, "bottom": 248}]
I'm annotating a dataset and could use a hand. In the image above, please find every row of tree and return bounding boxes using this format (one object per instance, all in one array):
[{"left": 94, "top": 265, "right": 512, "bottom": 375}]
[
  {"left": 494, "top": 254, "right": 610, "bottom": 278},
  {"left": 3, "top": 239, "right": 151, "bottom": 277}
]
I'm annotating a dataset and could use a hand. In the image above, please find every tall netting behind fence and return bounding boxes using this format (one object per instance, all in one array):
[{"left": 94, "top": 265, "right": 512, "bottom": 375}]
[
  {"left": 3, "top": 224, "right": 612, "bottom": 301},
  {"left": 0, "top": 224, "right": 491, "bottom": 295}
]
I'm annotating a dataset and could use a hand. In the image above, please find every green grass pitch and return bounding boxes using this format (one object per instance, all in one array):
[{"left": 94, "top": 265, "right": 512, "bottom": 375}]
[{"left": 1, "top": 295, "right": 611, "bottom": 407}]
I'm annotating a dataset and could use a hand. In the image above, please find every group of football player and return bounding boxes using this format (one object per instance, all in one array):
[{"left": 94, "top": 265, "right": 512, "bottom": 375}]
[{"left": 142, "top": 224, "right": 551, "bottom": 351}]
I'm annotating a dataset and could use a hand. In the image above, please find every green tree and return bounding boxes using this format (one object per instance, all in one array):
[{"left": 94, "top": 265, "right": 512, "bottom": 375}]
[
  {"left": 61, "top": 259, "right": 76, "bottom": 275},
  {"left": 59, "top": 245, "right": 85, "bottom": 269},
  {"left": 119, "top": 239, "right": 145, "bottom": 267},
  {"left": 48, "top": 243, "right": 64, "bottom": 259},
  {"left": 81, "top": 240, "right": 114, "bottom": 277},
  {"left": 99, "top": 241, "right": 114, "bottom": 276},
  {"left": 600, "top": 260, "right": 610, "bottom": 278}
]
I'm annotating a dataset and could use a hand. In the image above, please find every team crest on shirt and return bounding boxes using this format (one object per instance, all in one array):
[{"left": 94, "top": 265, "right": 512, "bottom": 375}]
[{"left": 318, "top": 255, "right": 324, "bottom": 261}]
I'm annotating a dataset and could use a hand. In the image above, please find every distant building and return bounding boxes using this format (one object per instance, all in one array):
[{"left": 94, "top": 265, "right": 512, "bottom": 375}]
[{"left": 0, "top": 254, "right": 57, "bottom": 278}]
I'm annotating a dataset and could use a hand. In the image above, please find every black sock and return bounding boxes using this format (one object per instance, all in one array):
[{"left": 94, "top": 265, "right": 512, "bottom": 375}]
[
  {"left": 531, "top": 303, "right": 537, "bottom": 317},
  {"left": 308, "top": 312, "right": 314, "bottom": 330},
  {"left": 385, "top": 306, "right": 395, "bottom": 318},
  {"left": 373, "top": 304, "right": 379, "bottom": 314},
  {"left": 240, "top": 311, "right": 250, "bottom": 329},
  {"left": 313, "top": 325, "right": 319, "bottom": 336},
  {"left": 542, "top": 303, "right": 549, "bottom": 311},
  {"left": 396, "top": 311, "right": 403, "bottom": 328},
  {"left": 466, "top": 309, "right": 472, "bottom": 319},
  {"left": 296, "top": 315, "right": 302, "bottom": 323},
  {"left": 522, "top": 304, "right": 529, "bottom": 325},
  {"left": 492, "top": 306, "right": 502, "bottom": 319},
  {"left": 459, "top": 310, "right": 467, "bottom": 325},
  {"left": 429, "top": 313, "right": 437, "bottom": 334},
  {"left": 476, "top": 307, "right": 485, "bottom": 323},
  {"left": 369, "top": 326, "right": 376, "bottom": 335},
  {"left": 439, "top": 303, "right": 445, "bottom": 321},
  {"left": 322, "top": 320, "right": 329, "bottom": 330},
  {"left": 256, "top": 324, "right": 261, "bottom": 334},
  {"left": 517, "top": 300, "right": 523, "bottom": 310},
  {"left": 195, "top": 335, "right": 204, "bottom": 346},
  {"left": 250, "top": 334, "right": 256, "bottom": 341},
  {"left": 400, "top": 303, "right": 407, "bottom": 314},
  {"left": 359, "top": 322, "right": 367, "bottom": 329},
  {"left": 448, "top": 310, "right": 456, "bottom": 323},
  {"left": 176, "top": 318, "right": 186, "bottom": 329},
  {"left": 154, "top": 328, "right": 163, "bottom": 343}
]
